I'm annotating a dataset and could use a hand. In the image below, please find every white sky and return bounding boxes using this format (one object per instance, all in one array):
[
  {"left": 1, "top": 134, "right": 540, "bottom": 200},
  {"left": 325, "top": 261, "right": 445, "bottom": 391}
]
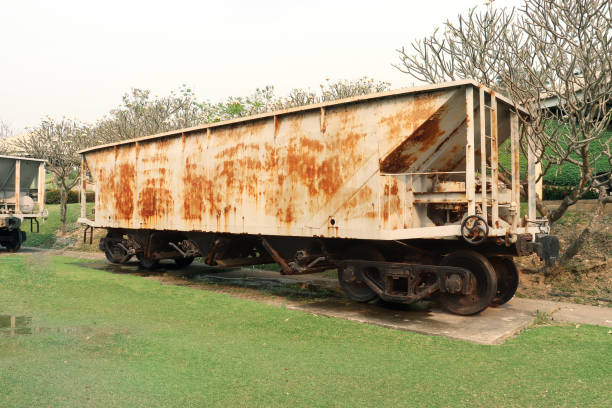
[{"left": 0, "top": 0, "right": 521, "bottom": 132}]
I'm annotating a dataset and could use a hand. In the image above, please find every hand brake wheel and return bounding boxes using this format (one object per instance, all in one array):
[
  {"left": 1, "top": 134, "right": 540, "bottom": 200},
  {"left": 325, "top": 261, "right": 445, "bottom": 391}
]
[{"left": 460, "top": 215, "right": 489, "bottom": 245}]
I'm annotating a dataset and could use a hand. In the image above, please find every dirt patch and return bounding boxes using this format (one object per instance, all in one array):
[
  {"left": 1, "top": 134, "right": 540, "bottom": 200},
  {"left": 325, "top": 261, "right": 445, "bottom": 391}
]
[
  {"left": 62, "top": 226, "right": 106, "bottom": 253},
  {"left": 516, "top": 209, "right": 612, "bottom": 307}
]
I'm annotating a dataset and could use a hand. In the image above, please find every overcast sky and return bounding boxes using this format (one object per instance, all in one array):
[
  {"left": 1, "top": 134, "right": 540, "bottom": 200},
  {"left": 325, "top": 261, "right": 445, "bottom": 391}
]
[{"left": 1, "top": 0, "right": 521, "bottom": 133}]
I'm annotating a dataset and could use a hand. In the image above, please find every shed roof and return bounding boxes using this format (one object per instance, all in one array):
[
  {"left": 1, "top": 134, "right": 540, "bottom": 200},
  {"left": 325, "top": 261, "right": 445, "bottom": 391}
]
[{"left": 0, "top": 155, "right": 46, "bottom": 163}]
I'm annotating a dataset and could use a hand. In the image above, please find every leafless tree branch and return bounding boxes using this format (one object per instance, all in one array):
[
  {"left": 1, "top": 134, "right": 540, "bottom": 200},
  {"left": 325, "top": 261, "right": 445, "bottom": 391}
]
[{"left": 395, "top": 0, "right": 612, "bottom": 262}]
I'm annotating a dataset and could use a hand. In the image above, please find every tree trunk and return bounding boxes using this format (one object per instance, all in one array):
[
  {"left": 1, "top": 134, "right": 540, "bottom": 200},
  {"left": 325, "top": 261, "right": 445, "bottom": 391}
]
[
  {"left": 547, "top": 195, "right": 578, "bottom": 224},
  {"left": 560, "top": 188, "right": 611, "bottom": 263},
  {"left": 60, "top": 188, "right": 67, "bottom": 235},
  {"left": 549, "top": 165, "right": 593, "bottom": 224}
]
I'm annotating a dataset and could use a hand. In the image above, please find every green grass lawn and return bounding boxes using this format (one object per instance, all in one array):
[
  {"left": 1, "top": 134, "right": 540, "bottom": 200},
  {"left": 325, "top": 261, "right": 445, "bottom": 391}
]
[
  {"left": 25, "top": 203, "right": 93, "bottom": 248},
  {"left": 0, "top": 255, "right": 610, "bottom": 407}
]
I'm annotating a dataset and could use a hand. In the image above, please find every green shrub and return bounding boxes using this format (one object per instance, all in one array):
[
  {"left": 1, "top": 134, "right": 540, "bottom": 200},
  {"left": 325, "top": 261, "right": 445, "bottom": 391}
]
[
  {"left": 542, "top": 185, "right": 598, "bottom": 200},
  {"left": 45, "top": 190, "right": 95, "bottom": 204},
  {"left": 499, "top": 127, "right": 611, "bottom": 187}
]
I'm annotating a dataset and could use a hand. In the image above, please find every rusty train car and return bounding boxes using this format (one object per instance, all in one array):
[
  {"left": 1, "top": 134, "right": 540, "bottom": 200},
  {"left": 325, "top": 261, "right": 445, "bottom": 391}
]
[{"left": 78, "top": 80, "right": 558, "bottom": 315}]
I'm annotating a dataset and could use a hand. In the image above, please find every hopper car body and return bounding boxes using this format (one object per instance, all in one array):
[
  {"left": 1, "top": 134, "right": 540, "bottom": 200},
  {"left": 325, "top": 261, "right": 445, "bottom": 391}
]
[{"left": 78, "top": 80, "right": 558, "bottom": 315}]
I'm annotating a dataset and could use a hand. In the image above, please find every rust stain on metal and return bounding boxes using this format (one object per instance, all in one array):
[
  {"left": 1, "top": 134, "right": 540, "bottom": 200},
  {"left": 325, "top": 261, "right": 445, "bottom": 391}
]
[
  {"left": 442, "top": 144, "right": 465, "bottom": 170},
  {"left": 390, "top": 183, "right": 398, "bottom": 196},
  {"left": 381, "top": 177, "right": 403, "bottom": 229},
  {"left": 378, "top": 93, "right": 439, "bottom": 137},
  {"left": 113, "top": 163, "right": 135, "bottom": 221},
  {"left": 427, "top": 118, "right": 466, "bottom": 166},
  {"left": 273, "top": 115, "right": 279, "bottom": 139},
  {"left": 139, "top": 185, "right": 170, "bottom": 219},
  {"left": 182, "top": 156, "right": 207, "bottom": 221},
  {"left": 379, "top": 104, "right": 447, "bottom": 173}
]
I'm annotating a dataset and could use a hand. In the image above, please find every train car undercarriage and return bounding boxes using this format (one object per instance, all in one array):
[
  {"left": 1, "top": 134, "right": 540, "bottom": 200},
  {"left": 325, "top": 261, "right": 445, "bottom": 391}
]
[{"left": 99, "top": 228, "right": 558, "bottom": 315}]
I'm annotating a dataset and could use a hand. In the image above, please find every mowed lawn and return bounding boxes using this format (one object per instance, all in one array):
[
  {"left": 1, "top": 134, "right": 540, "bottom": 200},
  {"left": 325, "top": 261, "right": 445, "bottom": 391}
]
[
  {"left": 24, "top": 203, "right": 94, "bottom": 248},
  {"left": 0, "top": 255, "right": 610, "bottom": 407}
]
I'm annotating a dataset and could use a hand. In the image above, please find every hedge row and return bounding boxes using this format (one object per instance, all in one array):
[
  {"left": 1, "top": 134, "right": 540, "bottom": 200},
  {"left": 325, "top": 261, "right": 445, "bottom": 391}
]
[
  {"left": 499, "top": 128, "right": 611, "bottom": 187},
  {"left": 45, "top": 190, "right": 95, "bottom": 204},
  {"left": 542, "top": 185, "right": 598, "bottom": 200}
]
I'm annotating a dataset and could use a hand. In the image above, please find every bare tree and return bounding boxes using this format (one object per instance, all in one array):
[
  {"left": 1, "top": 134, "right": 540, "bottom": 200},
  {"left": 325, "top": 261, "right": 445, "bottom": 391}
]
[
  {"left": 15, "top": 117, "right": 91, "bottom": 234},
  {"left": 207, "top": 77, "right": 392, "bottom": 119},
  {"left": 201, "top": 86, "right": 277, "bottom": 123},
  {"left": 0, "top": 120, "right": 13, "bottom": 139},
  {"left": 277, "top": 77, "right": 391, "bottom": 109},
  {"left": 0, "top": 120, "right": 14, "bottom": 154},
  {"left": 92, "top": 79, "right": 391, "bottom": 138},
  {"left": 271, "top": 88, "right": 318, "bottom": 110},
  {"left": 395, "top": 0, "right": 612, "bottom": 262},
  {"left": 319, "top": 77, "right": 391, "bottom": 101},
  {"left": 91, "top": 86, "right": 202, "bottom": 144}
]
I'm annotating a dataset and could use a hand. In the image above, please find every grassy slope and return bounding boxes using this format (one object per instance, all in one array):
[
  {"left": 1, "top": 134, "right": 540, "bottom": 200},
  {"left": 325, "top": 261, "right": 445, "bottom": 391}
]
[
  {"left": 498, "top": 129, "right": 611, "bottom": 186},
  {"left": 25, "top": 203, "right": 93, "bottom": 248},
  {"left": 0, "top": 255, "right": 610, "bottom": 407}
]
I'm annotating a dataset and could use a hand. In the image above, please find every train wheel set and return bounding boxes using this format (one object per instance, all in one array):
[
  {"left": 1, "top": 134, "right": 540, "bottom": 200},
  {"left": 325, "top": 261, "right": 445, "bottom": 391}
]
[
  {"left": 337, "top": 246, "right": 516, "bottom": 315},
  {"left": 100, "top": 229, "right": 520, "bottom": 315}
]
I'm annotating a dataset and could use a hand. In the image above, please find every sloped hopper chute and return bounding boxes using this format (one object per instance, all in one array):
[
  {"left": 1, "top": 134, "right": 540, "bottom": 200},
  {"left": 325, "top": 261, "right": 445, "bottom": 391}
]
[{"left": 380, "top": 87, "right": 513, "bottom": 175}]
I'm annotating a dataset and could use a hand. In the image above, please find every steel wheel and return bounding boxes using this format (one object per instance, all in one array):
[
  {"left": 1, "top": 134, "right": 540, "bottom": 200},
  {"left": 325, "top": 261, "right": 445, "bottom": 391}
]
[
  {"left": 4, "top": 241, "right": 21, "bottom": 252},
  {"left": 488, "top": 257, "right": 519, "bottom": 307},
  {"left": 438, "top": 250, "right": 497, "bottom": 315},
  {"left": 174, "top": 257, "right": 195, "bottom": 268},
  {"left": 103, "top": 239, "right": 131, "bottom": 264},
  {"left": 338, "top": 246, "right": 384, "bottom": 303},
  {"left": 3, "top": 230, "right": 22, "bottom": 253},
  {"left": 6, "top": 242, "right": 21, "bottom": 253}
]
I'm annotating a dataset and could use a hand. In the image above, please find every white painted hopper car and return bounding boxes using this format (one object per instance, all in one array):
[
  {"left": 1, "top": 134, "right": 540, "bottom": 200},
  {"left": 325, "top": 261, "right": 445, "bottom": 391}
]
[{"left": 78, "top": 80, "right": 558, "bottom": 314}]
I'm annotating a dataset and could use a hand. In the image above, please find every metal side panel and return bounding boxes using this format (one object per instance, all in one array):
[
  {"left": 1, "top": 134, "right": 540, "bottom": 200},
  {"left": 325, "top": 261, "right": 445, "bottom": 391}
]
[{"left": 83, "top": 83, "right": 527, "bottom": 240}]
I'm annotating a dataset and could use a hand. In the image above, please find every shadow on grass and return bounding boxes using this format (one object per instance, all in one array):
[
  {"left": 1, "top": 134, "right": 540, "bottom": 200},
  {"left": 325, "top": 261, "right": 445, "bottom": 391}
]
[{"left": 71, "top": 260, "right": 342, "bottom": 301}]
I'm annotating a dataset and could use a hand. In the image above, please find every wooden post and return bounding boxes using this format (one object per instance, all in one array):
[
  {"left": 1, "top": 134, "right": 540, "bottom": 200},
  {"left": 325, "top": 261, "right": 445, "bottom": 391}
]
[
  {"left": 465, "top": 86, "right": 476, "bottom": 216},
  {"left": 490, "top": 93, "right": 499, "bottom": 228},
  {"left": 38, "top": 162, "right": 45, "bottom": 215},
  {"left": 14, "top": 160, "right": 20, "bottom": 214},
  {"left": 510, "top": 112, "right": 520, "bottom": 229},
  {"left": 479, "top": 87, "right": 487, "bottom": 222},
  {"left": 80, "top": 157, "right": 87, "bottom": 219}
]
